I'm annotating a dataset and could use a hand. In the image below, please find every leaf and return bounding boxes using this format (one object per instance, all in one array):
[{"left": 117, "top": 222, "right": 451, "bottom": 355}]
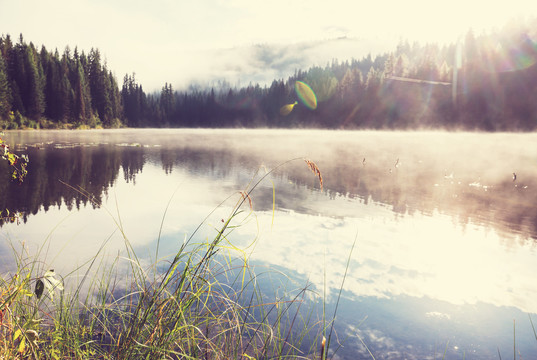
[
  {"left": 44, "top": 270, "right": 63, "bottom": 290},
  {"left": 7, "top": 152, "right": 16, "bottom": 165},
  {"left": 26, "top": 329, "right": 39, "bottom": 346},
  {"left": 27, "top": 318, "right": 43, "bottom": 327},
  {"left": 21, "top": 288, "right": 33, "bottom": 297},
  {"left": 18, "top": 337, "right": 26, "bottom": 353},
  {"left": 42, "top": 270, "right": 64, "bottom": 301},
  {"left": 35, "top": 279, "right": 44, "bottom": 299},
  {"left": 163, "top": 261, "right": 180, "bottom": 288},
  {"left": 14, "top": 329, "right": 22, "bottom": 341}
]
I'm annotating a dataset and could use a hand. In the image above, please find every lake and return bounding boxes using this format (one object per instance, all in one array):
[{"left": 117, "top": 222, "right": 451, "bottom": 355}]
[{"left": 1, "top": 129, "right": 537, "bottom": 359}]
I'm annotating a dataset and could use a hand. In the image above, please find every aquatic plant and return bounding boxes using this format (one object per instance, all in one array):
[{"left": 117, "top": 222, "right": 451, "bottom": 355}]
[
  {"left": 0, "top": 132, "right": 28, "bottom": 184},
  {"left": 0, "top": 132, "right": 28, "bottom": 225},
  {"left": 0, "top": 158, "right": 336, "bottom": 359}
]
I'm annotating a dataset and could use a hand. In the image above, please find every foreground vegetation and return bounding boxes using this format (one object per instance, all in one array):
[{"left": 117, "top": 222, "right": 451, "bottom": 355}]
[
  {"left": 0, "top": 141, "right": 338, "bottom": 359},
  {"left": 0, "top": 198, "right": 314, "bottom": 359}
]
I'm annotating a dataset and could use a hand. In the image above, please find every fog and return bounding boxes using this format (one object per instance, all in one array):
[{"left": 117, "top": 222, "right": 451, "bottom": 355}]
[
  {"left": 4, "top": 129, "right": 537, "bottom": 241},
  {"left": 173, "top": 37, "right": 387, "bottom": 91}
]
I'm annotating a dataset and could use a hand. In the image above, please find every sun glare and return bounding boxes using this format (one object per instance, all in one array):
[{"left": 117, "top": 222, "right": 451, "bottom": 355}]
[{"left": 346, "top": 0, "right": 536, "bottom": 46}]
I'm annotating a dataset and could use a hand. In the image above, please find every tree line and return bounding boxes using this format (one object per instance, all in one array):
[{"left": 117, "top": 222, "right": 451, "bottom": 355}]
[
  {"left": 0, "top": 34, "right": 121, "bottom": 128},
  {"left": 1, "top": 19, "right": 537, "bottom": 131}
]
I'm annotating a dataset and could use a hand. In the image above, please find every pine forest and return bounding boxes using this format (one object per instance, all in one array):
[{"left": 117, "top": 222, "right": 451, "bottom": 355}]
[{"left": 1, "top": 20, "right": 537, "bottom": 131}]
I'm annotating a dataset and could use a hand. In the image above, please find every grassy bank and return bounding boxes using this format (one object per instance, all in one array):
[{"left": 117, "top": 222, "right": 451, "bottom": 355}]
[
  {"left": 0, "top": 160, "right": 333, "bottom": 360},
  {"left": 0, "top": 111, "right": 125, "bottom": 130}
]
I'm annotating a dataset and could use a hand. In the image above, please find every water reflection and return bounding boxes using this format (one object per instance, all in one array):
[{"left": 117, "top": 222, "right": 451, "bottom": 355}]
[
  {"left": 232, "top": 204, "right": 537, "bottom": 311},
  {"left": 3, "top": 130, "right": 537, "bottom": 242},
  {"left": 2, "top": 129, "right": 537, "bottom": 359}
]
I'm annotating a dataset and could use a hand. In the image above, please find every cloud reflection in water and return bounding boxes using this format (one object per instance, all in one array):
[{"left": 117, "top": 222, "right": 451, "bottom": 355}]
[
  {"left": 2, "top": 129, "right": 537, "bottom": 359},
  {"left": 232, "top": 200, "right": 537, "bottom": 314}
]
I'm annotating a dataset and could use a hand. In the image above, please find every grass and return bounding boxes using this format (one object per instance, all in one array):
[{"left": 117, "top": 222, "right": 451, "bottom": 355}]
[
  {"left": 0, "top": 158, "right": 335, "bottom": 359},
  {"left": 3, "top": 152, "right": 536, "bottom": 360}
]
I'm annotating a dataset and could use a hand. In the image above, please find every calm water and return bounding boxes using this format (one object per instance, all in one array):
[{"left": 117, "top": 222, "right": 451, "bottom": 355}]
[{"left": 2, "top": 129, "right": 537, "bottom": 359}]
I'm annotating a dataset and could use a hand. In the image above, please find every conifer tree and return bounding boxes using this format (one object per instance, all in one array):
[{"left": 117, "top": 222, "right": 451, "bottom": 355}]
[
  {"left": 88, "top": 48, "right": 105, "bottom": 121},
  {"left": 100, "top": 66, "right": 113, "bottom": 126},
  {"left": 0, "top": 54, "right": 12, "bottom": 118},
  {"left": 108, "top": 70, "right": 122, "bottom": 123},
  {"left": 9, "top": 39, "right": 27, "bottom": 115},
  {"left": 41, "top": 48, "right": 61, "bottom": 121},
  {"left": 160, "top": 82, "right": 175, "bottom": 125},
  {"left": 58, "top": 52, "right": 74, "bottom": 122},
  {"left": 25, "top": 43, "right": 46, "bottom": 119},
  {"left": 73, "top": 59, "right": 92, "bottom": 123}
]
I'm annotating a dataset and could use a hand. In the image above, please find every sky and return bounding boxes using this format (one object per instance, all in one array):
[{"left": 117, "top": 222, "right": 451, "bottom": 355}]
[{"left": 1, "top": 0, "right": 536, "bottom": 92}]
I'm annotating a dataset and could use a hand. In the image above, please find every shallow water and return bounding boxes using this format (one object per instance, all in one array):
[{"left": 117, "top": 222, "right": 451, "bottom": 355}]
[{"left": 1, "top": 129, "right": 537, "bottom": 359}]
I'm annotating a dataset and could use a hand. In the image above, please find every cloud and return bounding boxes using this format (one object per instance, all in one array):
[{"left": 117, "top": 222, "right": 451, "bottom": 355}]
[{"left": 172, "top": 37, "right": 386, "bottom": 91}]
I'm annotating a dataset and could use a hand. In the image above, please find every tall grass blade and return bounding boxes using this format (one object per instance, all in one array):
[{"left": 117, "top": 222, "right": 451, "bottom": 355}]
[
  {"left": 325, "top": 231, "right": 358, "bottom": 359},
  {"left": 358, "top": 334, "right": 376, "bottom": 360},
  {"left": 529, "top": 314, "right": 537, "bottom": 342},
  {"left": 155, "top": 183, "right": 183, "bottom": 262},
  {"left": 442, "top": 340, "right": 449, "bottom": 360},
  {"left": 1, "top": 158, "right": 330, "bottom": 359}
]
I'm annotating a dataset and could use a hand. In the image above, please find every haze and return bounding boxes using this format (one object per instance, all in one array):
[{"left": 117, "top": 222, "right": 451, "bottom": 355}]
[{"left": 1, "top": 0, "right": 536, "bottom": 91}]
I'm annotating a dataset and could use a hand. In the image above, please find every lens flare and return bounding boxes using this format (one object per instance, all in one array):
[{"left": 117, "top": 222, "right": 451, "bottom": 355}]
[
  {"left": 295, "top": 81, "right": 317, "bottom": 110},
  {"left": 279, "top": 101, "right": 298, "bottom": 116},
  {"left": 496, "top": 35, "right": 537, "bottom": 72}
]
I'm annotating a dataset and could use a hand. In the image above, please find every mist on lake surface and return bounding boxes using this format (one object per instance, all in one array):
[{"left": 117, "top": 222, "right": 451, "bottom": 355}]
[{"left": 1, "top": 129, "right": 537, "bottom": 359}]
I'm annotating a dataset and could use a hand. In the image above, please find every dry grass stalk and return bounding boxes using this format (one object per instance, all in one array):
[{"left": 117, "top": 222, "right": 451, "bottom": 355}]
[
  {"left": 304, "top": 159, "right": 323, "bottom": 191},
  {"left": 240, "top": 191, "right": 253, "bottom": 210},
  {"left": 320, "top": 336, "right": 326, "bottom": 360}
]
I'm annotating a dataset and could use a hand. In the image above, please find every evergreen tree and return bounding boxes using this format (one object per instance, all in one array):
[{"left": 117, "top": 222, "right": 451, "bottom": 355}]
[
  {"left": 73, "top": 59, "right": 92, "bottom": 123},
  {"left": 0, "top": 54, "right": 12, "bottom": 117},
  {"left": 415, "top": 44, "right": 440, "bottom": 80},
  {"left": 100, "top": 66, "right": 113, "bottom": 126},
  {"left": 108, "top": 70, "right": 122, "bottom": 123},
  {"left": 9, "top": 39, "right": 28, "bottom": 115},
  {"left": 384, "top": 54, "right": 396, "bottom": 77},
  {"left": 121, "top": 74, "right": 136, "bottom": 127},
  {"left": 42, "top": 48, "right": 61, "bottom": 121},
  {"left": 394, "top": 54, "right": 410, "bottom": 77},
  {"left": 121, "top": 73, "right": 147, "bottom": 127},
  {"left": 27, "top": 43, "right": 46, "bottom": 119},
  {"left": 58, "top": 51, "right": 74, "bottom": 122},
  {"left": 88, "top": 48, "right": 104, "bottom": 121},
  {"left": 160, "top": 82, "right": 175, "bottom": 125}
]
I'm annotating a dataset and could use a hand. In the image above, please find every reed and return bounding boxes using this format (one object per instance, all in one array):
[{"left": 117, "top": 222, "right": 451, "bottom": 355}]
[{"left": 0, "top": 158, "right": 338, "bottom": 359}]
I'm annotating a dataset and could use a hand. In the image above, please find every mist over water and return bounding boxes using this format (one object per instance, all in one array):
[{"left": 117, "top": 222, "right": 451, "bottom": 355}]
[{"left": 1, "top": 129, "right": 537, "bottom": 359}]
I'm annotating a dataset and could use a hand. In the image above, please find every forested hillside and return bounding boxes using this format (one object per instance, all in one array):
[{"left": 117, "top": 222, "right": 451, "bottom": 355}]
[
  {"left": 0, "top": 34, "right": 121, "bottom": 128},
  {"left": 1, "top": 19, "right": 536, "bottom": 130}
]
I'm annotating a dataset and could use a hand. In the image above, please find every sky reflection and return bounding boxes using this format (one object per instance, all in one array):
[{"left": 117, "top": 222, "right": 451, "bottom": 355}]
[
  {"left": 2, "top": 129, "right": 537, "bottom": 359},
  {"left": 233, "top": 200, "right": 537, "bottom": 314},
  {"left": 3, "top": 156, "right": 535, "bottom": 314}
]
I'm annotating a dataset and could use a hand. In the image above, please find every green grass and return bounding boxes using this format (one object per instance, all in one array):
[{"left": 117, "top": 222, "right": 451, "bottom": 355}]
[
  {"left": 0, "top": 159, "right": 333, "bottom": 360},
  {"left": 4, "top": 155, "right": 537, "bottom": 360}
]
